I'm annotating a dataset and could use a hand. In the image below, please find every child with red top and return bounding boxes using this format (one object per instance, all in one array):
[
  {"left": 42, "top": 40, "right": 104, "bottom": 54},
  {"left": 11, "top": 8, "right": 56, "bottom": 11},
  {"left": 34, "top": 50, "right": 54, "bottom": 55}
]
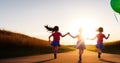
[
  {"left": 89, "top": 27, "right": 110, "bottom": 58},
  {"left": 44, "top": 25, "right": 68, "bottom": 59}
]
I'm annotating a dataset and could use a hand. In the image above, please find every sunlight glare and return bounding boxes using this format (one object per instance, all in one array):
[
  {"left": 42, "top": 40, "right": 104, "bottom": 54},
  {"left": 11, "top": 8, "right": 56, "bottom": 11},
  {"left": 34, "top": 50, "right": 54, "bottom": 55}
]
[{"left": 69, "top": 18, "right": 99, "bottom": 45}]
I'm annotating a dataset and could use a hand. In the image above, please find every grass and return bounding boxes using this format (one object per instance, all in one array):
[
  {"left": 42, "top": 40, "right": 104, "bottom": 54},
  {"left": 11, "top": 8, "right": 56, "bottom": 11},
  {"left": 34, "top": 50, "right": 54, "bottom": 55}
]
[
  {"left": 103, "top": 41, "right": 120, "bottom": 54},
  {"left": 86, "top": 45, "right": 97, "bottom": 52},
  {"left": 86, "top": 40, "right": 120, "bottom": 54},
  {"left": 0, "top": 29, "right": 76, "bottom": 59}
]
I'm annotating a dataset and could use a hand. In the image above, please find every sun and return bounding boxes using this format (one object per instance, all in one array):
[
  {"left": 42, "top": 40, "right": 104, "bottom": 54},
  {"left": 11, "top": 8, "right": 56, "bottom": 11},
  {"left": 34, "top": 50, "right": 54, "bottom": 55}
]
[{"left": 69, "top": 18, "right": 99, "bottom": 45}]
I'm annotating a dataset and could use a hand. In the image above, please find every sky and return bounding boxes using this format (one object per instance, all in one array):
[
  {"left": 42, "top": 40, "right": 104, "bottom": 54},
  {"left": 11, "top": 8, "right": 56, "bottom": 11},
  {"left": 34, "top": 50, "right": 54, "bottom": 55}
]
[{"left": 0, "top": 0, "right": 120, "bottom": 45}]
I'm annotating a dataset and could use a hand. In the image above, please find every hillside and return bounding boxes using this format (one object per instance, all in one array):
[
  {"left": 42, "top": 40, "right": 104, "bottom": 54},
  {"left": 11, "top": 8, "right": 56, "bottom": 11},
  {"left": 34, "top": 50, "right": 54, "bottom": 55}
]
[
  {"left": 0, "top": 29, "right": 75, "bottom": 59},
  {"left": 0, "top": 29, "right": 50, "bottom": 58},
  {"left": 0, "top": 29, "right": 49, "bottom": 49},
  {"left": 104, "top": 40, "right": 120, "bottom": 54}
]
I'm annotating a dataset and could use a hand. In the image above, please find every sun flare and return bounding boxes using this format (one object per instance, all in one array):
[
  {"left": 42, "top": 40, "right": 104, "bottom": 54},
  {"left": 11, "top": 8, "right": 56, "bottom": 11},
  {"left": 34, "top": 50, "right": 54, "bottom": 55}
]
[{"left": 69, "top": 18, "right": 99, "bottom": 45}]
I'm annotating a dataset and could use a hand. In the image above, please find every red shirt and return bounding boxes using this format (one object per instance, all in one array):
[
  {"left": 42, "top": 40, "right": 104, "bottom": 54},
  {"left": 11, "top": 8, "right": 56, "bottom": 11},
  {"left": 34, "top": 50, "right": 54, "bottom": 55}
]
[
  {"left": 52, "top": 32, "right": 61, "bottom": 41},
  {"left": 96, "top": 33, "right": 105, "bottom": 43}
]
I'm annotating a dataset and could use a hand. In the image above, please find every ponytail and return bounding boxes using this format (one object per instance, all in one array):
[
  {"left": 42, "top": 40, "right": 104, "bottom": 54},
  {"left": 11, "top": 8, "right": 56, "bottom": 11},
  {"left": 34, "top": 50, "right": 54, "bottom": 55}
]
[
  {"left": 44, "top": 25, "right": 54, "bottom": 32},
  {"left": 44, "top": 25, "right": 59, "bottom": 32}
]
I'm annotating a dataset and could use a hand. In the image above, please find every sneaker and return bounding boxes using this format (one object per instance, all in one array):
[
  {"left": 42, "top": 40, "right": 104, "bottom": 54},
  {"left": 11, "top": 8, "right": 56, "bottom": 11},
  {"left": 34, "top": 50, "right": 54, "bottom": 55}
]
[{"left": 98, "top": 52, "right": 101, "bottom": 58}]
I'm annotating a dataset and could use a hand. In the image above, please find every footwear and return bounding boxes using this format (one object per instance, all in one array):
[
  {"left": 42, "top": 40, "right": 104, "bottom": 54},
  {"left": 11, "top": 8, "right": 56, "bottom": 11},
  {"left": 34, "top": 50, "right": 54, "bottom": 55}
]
[
  {"left": 54, "top": 53, "right": 57, "bottom": 59},
  {"left": 98, "top": 52, "right": 101, "bottom": 58}
]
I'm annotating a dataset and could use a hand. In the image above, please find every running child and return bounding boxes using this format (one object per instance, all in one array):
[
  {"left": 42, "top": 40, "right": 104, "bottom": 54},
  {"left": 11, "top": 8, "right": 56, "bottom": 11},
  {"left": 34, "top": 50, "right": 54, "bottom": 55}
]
[
  {"left": 68, "top": 28, "right": 86, "bottom": 60},
  {"left": 44, "top": 25, "right": 69, "bottom": 59},
  {"left": 89, "top": 27, "right": 110, "bottom": 58}
]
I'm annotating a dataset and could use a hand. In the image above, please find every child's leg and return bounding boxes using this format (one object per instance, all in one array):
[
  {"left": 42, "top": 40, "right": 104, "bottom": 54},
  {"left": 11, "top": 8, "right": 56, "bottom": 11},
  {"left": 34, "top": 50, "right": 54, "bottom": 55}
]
[
  {"left": 53, "top": 46, "right": 58, "bottom": 59},
  {"left": 97, "top": 48, "right": 102, "bottom": 53},
  {"left": 54, "top": 46, "right": 58, "bottom": 53},
  {"left": 79, "top": 49, "right": 83, "bottom": 60},
  {"left": 97, "top": 48, "right": 102, "bottom": 58}
]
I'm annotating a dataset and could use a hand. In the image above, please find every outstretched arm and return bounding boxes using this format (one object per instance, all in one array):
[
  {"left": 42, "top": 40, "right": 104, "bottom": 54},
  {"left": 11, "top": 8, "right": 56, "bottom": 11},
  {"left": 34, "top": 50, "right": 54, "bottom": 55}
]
[
  {"left": 61, "top": 33, "right": 69, "bottom": 37},
  {"left": 87, "top": 35, "right": 97, "bottom": 40},
  {"left": 68, "top": 33, "right": 77, "bottom": 38},
  {"left": 90, "top": 36, "right": 97, "bottom": 40}
]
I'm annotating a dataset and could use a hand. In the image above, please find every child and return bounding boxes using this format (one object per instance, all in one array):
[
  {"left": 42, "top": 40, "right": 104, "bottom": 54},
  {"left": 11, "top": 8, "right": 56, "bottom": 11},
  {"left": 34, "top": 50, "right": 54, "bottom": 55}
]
[
  {"left": 89, "top": 27, "right": 110, "bottom": 58},
  {"left": 68, "top": 28, "right": 86, "bottom": 60},
  {"left": 44, "top": 25, "right": 68, "bottom": 59}
]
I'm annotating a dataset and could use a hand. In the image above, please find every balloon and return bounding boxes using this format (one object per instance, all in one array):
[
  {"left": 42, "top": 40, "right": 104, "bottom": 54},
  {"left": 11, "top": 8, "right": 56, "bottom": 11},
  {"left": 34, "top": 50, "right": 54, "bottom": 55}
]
[{"left": 110, "top": 0, "right": 120, "bottom": 14}]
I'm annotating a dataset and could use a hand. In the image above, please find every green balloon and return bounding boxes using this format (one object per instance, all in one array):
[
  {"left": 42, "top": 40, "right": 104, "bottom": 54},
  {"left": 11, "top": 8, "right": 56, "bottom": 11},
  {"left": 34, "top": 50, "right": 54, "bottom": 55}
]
[{"left": 111, "top": 0, "right": 120, "bottom": 13}]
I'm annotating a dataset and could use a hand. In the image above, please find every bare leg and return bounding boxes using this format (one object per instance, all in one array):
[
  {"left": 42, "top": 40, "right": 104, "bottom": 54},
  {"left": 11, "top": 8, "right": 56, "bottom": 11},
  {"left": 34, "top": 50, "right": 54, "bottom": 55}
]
[
  {"left": 79, "top": 49, "right": 84, "bottom": 60},
  {"left": 97, "top": 48, "right": 102, "bottom": 58},
  {"left": 54, "top": 46, "right": 58, "bottom": 59}
]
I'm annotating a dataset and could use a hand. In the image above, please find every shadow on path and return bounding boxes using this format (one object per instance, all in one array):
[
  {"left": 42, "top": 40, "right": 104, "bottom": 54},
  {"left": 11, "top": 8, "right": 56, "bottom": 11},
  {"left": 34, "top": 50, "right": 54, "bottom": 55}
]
[
  {"left": 100, "top": 58, "right": 117, "bottom": 63},
  {"left": 33, "top": 58, "right": 54, "bottom": 63}
]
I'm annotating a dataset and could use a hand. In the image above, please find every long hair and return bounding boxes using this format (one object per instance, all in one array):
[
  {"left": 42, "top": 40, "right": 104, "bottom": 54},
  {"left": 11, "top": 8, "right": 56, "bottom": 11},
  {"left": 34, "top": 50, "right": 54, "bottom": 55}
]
[{"left": 44, "top": 25, "right": 59, "bottom": 32}]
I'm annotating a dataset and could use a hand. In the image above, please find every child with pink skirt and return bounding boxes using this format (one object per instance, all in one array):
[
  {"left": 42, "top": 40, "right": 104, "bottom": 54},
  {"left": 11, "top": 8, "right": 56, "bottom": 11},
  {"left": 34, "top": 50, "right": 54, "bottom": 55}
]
[{"left": 68, "top": 28, "right": 86, "bottom": 60}]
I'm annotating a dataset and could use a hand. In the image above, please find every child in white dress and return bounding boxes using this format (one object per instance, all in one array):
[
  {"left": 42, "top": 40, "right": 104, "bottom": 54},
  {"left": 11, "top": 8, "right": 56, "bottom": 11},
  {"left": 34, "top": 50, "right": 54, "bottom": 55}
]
[{"left": 68, "top": 28, "right": 86, "bottom": 60}]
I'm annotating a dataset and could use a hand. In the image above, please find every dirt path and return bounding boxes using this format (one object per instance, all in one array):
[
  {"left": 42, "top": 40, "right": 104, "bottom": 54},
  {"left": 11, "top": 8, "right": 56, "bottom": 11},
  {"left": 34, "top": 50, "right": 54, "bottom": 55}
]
[{"left": 0, "top": 50, "right": 120, "bottom": 63}]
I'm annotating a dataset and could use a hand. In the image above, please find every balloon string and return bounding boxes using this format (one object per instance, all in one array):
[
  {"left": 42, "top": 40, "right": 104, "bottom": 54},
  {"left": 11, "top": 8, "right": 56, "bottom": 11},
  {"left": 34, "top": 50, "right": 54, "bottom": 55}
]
[{"left": 114, "top": 13, "right": 119, "bottom": 23}]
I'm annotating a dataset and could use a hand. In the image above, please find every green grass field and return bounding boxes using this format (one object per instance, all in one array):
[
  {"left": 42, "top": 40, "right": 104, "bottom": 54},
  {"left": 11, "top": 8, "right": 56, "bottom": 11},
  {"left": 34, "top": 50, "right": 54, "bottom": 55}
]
[
  {"left": 0, "top": 29, "right": 76, "bottom": 59},
  {"left": 86, "top": 40, "right": 120, "bottom": 54}
]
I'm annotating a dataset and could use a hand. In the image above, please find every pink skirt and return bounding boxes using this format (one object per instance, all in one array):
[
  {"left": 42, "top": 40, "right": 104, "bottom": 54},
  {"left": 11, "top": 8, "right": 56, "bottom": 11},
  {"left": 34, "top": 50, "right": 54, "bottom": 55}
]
[{"left": 74, "top": 41, "right": 86, "bottom": 49}]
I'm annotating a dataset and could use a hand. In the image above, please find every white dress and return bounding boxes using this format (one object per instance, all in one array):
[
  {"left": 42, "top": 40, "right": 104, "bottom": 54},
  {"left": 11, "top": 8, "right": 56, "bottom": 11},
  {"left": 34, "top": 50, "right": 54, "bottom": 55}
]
[{"left": 74, "top": 34, "right": 86, "bottom": 49}]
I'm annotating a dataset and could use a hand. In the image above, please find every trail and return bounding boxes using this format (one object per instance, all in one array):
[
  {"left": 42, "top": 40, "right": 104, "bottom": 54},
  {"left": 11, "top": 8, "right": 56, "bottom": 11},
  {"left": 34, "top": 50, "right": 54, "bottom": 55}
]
[{"left": 0, "top": 50, "right": 120, "bottom": 63}]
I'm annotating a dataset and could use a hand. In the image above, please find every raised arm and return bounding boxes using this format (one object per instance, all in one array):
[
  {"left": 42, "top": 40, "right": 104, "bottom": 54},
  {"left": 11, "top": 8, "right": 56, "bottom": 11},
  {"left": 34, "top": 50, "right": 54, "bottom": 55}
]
[{"left": 105, "top": 34, "right": 110, "bottom": 39}]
